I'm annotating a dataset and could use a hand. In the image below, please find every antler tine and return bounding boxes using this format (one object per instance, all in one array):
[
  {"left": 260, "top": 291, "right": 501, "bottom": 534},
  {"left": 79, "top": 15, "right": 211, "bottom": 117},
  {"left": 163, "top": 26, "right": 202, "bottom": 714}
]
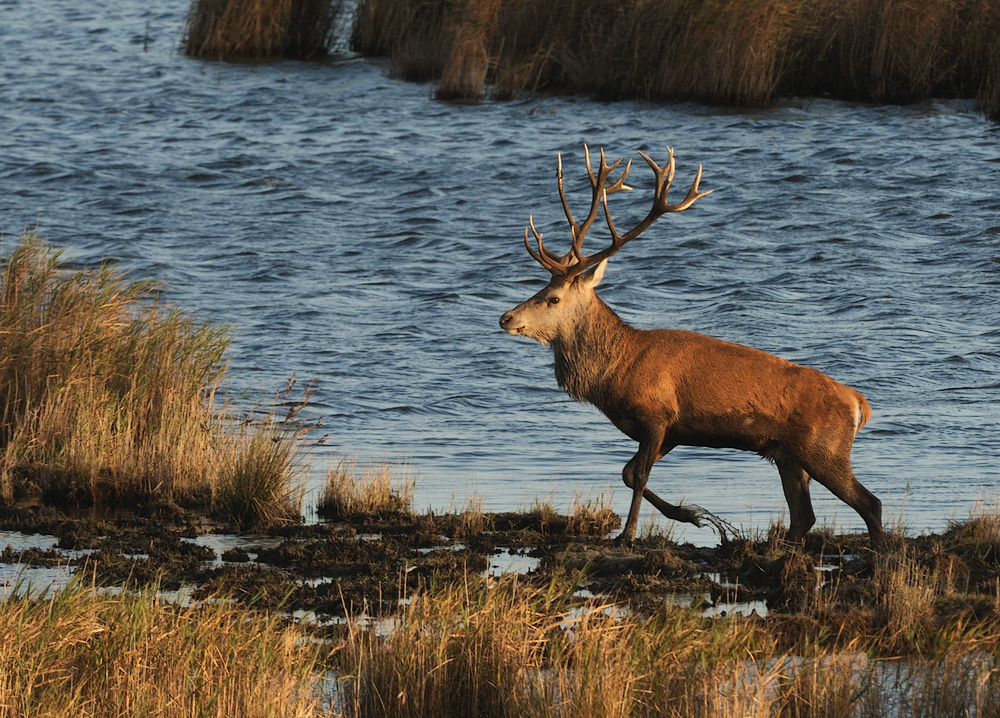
[
  {"left": 639, "top": 147, "right": 713, "bottom": 214},
  {"left": 523, "top": 216, "right": 568, "bottom": 276},
  {"left": 563, "top": 146, "right": 711, "bottom": 279},
  {"left": 572, "top": 145, "right": 632, "bottom": 261}
]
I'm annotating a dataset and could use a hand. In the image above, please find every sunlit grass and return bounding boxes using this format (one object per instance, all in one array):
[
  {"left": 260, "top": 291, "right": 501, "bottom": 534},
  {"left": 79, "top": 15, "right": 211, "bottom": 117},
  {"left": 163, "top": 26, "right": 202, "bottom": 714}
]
[
  {"left": 317, "top": 457, "right": 416, "bottom": 520},
  {"left": 0, "top": 576, "right": 322, "bottom": 718},
  {"left": 0, "top": 232, "right": 311, "bottom": 525}
]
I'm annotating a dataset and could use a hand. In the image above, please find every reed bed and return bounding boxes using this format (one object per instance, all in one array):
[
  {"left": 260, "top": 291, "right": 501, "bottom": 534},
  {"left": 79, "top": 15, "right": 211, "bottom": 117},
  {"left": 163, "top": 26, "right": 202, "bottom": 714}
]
[
  {"left": 0, "top": 232, "right": 308, "bottom": 522},
  {"left": 0, "top": 576, "right": 321, "bottom": 718},
  {"left": 332, "top": 572, "right": 1000, "bottom": 717},
  {"left": 354, "top": 0, "right": 1000, "bottom": 118},
  {"left": 185, "top": 0, "right": 343, "bottom": 59}
]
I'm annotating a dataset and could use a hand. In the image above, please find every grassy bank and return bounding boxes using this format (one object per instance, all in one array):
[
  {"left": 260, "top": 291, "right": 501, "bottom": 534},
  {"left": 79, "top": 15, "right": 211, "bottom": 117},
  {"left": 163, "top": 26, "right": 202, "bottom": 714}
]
[
  {"left": 354, "top": 0, "right": 1000, "bottom": 118},
  {"left": 0, "top": 232, "right": 305, "bottom": 525}
]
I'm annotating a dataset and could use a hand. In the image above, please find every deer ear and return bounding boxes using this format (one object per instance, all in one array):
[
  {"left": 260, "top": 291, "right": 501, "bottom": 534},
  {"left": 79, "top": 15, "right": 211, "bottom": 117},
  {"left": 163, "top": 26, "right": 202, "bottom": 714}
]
[{"left": 580, "top": 258, "right": 608, "bottom": 289}]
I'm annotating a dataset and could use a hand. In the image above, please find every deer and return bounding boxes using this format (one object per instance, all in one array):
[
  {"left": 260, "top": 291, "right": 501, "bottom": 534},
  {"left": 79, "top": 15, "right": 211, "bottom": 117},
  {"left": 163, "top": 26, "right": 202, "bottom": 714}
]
[{"left": 499, "top": 145, "right": 885, "bottom": 548}]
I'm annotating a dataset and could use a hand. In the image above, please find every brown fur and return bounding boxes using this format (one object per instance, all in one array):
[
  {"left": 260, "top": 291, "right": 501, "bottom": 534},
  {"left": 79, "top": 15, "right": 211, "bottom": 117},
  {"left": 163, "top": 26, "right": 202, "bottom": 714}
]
[
  {"left": 501, "top": 269, "right": 883, "bottom": 547},
  {"left": 500, "top": 146, "right": 883, "bottom": 547}
]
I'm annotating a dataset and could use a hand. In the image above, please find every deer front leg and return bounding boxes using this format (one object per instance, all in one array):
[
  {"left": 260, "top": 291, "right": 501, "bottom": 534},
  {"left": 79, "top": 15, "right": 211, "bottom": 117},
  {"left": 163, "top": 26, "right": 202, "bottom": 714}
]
[{"left": 619, "top": 443, "right": 707, "bottom": 543}]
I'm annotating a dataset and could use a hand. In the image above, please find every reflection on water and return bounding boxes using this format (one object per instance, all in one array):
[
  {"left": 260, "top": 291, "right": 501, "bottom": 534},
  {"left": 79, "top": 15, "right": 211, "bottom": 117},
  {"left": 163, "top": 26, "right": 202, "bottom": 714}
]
[{"left": 1, "top": 0, "right": 998, "bottom": 545}]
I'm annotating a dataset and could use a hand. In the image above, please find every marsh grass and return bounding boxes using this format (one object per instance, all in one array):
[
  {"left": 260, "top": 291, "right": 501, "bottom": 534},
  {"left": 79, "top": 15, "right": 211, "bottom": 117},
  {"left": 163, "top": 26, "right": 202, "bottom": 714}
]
[
  {"left": 0, "top": 575, "right": 321, "bottom": 718},
  {"left": 0, "top": 233, "right": 311, "bottom": 523},
  {"left": 317, "top": 457, "right": 415, "bottom": 519},
  {"left": 185, "top": 0, "right": 342, "bottom": 59},
  {"left": 356, "top": 0, "right": 1000, "bottom": 118},
  {"left": 215, "top": 377, "right": 315, "bottom": 529},
  {"left": 332, "top": 570, "right": 1000, "bottom": 717}
]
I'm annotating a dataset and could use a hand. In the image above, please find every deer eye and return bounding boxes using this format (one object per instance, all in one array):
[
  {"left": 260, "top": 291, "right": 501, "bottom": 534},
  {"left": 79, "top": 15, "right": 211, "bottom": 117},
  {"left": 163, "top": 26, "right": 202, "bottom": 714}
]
[{"left": 547, "top": 296, "right": 561, "bottom": 306}]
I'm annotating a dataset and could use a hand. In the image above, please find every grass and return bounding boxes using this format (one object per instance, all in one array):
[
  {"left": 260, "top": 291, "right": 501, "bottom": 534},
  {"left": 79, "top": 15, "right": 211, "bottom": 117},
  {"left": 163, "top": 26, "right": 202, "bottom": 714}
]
[
  {"left": 0, "top": 575, "right": 322, "bottom": 718},
  {"left": 354, "top": 0, "right": 1000, "bottom": 119},
  {"left": 331, "top": 571, "right": 1000, "bottom": 717},
  {"left": 184, "top": 0, "right": 344, "bottom": 59},
  {"left": 317, "top": 457, "right": 416, "bottom": 520},
  {"left": 0, "top": 232, "right": 311, "bottom": 525}
]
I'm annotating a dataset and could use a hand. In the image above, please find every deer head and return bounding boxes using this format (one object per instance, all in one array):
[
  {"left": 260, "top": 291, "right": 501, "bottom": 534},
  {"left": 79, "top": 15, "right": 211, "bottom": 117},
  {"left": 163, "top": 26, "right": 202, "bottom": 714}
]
[{"left": 499, "top": 145, "right": 712, "bottom": 345}]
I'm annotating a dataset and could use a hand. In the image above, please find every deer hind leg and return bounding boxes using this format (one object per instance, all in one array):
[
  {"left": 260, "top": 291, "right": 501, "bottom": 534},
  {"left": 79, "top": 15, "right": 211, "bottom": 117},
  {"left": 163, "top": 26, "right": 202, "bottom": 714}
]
[
  {"left": 619, "top": 443, "right": 704, "bottom": 543},
  {"left": 775, "top": 455, "right": 816, "bottom": 543},
  {"left": 804, "top": 453, "right": 884, "bottom": 547}
]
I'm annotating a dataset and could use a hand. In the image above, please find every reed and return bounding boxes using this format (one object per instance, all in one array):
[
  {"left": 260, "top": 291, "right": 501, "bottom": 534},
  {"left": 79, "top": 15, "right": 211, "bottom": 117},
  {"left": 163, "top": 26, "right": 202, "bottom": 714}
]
[
  {"left": 317, "top": 457, "right": 415, "bottom": 519},
  {"left": 215, "top": 378, "right": 315, "bottom": 529},
  {"left": 0, "top": 233, "right": 311, "bottom": 521},
  {"left": 354, "top": 0, "right": 1000, "bottom": 118},
  {"left": 333, "top": 571, "right": 1000, "bottom": 717},
  {"left": 0, "top": 576, "right": 321, "bottom": 718},
  {"left": 185, "top": 0, "right": 342, "bottom": 59}
]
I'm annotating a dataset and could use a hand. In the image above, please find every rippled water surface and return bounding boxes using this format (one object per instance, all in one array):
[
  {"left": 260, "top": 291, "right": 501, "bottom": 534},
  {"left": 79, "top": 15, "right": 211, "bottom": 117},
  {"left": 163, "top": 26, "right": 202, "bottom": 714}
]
[{"left": 2, "top": 0, "right": 999, "bottom": 543}]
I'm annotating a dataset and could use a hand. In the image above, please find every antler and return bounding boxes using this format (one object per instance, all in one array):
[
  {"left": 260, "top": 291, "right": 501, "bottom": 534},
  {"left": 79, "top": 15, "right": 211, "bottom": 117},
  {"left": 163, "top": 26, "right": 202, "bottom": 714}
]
[{"left": 524, "top": 145, "right": 712, "bottom": 280}]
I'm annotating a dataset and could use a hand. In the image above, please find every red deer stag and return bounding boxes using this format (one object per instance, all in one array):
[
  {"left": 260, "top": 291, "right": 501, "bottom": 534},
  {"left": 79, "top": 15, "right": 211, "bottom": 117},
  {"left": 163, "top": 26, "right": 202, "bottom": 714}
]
[{"left": 499, "top": 145, "right": 884, "bottom": 547}]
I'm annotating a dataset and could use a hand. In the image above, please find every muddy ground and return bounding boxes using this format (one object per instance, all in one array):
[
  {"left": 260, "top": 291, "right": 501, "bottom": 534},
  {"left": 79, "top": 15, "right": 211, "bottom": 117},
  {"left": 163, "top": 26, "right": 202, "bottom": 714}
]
[{"left": 2, "top": 503, "right": 998, "bottom": 648}]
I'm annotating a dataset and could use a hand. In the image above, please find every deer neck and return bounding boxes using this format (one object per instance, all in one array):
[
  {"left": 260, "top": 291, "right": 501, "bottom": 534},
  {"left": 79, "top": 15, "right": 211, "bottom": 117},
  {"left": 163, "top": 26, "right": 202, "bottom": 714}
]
[{"left": 551, "top": 297, "right": 632, "bottom": 402}]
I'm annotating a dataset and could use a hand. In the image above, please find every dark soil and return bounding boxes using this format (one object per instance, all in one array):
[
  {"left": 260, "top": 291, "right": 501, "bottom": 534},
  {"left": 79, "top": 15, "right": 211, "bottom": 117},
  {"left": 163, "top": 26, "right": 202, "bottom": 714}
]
[{"left": 2, "top": 503, "right": 998, "bottom": 648}]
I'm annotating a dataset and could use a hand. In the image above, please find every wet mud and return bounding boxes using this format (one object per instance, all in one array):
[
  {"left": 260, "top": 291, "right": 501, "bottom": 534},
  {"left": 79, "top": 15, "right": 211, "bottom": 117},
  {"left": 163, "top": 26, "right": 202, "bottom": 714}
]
[{"left": 2, "top": 504, "right": 998, "bottom": 646}]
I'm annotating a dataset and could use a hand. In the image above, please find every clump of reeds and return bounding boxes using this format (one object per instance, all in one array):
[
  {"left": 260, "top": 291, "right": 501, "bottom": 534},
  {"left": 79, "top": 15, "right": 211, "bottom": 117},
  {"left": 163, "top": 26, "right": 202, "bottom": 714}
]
[
  {"left": 317, "top": 457, "right": 415, "bottom": 519},
  {"left": 185, "top": 0, "right": 342, "bottom": 59},
  {"left": 435, "top": 0, "right": 501, "bottom": 101},
  {"left": 566, "top": 494, "right": 621, "bottom": 536},
  {"left": 355, "top": 0, "right": 1000, "bottom": 119},
  {"left": 0, "top": 575, "right": 321, "bottom": 717},
  {"left": 0, "top": 233, "right": 311, "bottom": 523},
  {"left": 0, "top": 233, "right": 229, "bottom": 506},
  {"left": 215, "top": 377, "right": 315, "bottom": 529}
]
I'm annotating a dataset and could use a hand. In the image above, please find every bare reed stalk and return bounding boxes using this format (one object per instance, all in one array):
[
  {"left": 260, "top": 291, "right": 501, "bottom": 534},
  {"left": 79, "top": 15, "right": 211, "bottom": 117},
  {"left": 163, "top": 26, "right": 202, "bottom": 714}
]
[
  {"left": 185, "top": 0, "right": 341, "bottom": 59},
  {"left": 215, "top": 377, "right": 316, "bottom": 529},
  {"left": 0, "top": 577, "right": 321, "bottom": 718}
]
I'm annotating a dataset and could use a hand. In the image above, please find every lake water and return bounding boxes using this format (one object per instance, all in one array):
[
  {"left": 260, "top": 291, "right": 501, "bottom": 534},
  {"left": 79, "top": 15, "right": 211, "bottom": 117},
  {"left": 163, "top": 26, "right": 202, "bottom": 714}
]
[{"left": 2, "top": 0, "right": 998, "bottom": 545}]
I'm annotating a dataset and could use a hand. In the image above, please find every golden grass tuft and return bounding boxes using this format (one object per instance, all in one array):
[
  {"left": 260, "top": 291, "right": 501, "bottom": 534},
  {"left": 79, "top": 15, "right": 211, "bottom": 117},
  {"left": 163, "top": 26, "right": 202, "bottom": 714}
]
[
  {"left": 317, "top": 457, "right": 415, "bottom": 519},
  {"left": 184, "top": 0, "right": 342, "bottom": 59}
]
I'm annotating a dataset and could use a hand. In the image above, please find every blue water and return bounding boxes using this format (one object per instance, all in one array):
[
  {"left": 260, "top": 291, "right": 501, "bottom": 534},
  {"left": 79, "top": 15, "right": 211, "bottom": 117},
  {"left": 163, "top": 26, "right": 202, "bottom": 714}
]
[{"left": 2, "top": 0, "right": 998, "bottom": 544}]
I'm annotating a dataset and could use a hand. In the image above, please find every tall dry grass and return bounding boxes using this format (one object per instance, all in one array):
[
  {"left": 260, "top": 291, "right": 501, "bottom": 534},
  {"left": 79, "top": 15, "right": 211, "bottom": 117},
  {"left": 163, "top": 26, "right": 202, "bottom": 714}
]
[
  {"left": 332, "top": 572, "right": 1000, "bottom": 717},
  {"left": 0, "top": 576, "right": 322, "bottom": 718},
  {"left": 354, "top": 0, "right": 1000, "bottom": 118},
  {"left": 317, "top": 457, "right": 415, "bottom": 519},
  {"left": 0, "top": 233, "right": 309, "bottom": 523},
  {"left": 185, "top": 0, "right": 342, "bottom": 59}
]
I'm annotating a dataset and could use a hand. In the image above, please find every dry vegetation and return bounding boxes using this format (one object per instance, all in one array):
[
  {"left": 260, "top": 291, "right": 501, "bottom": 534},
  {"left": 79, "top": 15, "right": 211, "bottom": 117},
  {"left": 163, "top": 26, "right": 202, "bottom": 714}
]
[
  {"left": 354, "top": 0, "right": 1000, "bottom": 118},
  {"left": 0, "top": 232, "right": 307, "bottom": 526},
  {"left": 0, "top": 577, "right": 322, "bottom": 718},
  {"left": 185, "top": 0, "right": 343, "bottom": 59}
]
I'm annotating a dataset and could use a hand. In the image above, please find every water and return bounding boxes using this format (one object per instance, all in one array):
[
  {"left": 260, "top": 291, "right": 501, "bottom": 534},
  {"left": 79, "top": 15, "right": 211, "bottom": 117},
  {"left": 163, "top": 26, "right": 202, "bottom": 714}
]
[{"left": 2, "top": 0, "right": 999, "bottom": 545}]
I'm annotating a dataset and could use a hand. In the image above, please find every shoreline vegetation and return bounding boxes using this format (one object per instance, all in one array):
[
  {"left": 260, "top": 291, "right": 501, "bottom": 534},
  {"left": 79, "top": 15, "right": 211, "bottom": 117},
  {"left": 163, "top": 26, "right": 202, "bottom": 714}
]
[
  {"left": 356, "top": 0, "right": 1000, "bottom": 117},
  {"left": 0, "top": 232, "right": 308, "bottom": 528},
  {"left": 182, "top": 0, "right": 1000, "bottom": 118}
]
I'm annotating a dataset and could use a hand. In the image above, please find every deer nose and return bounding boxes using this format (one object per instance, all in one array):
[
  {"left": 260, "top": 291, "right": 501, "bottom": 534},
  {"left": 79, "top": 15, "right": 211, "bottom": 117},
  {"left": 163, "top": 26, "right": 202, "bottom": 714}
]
[{"left": 499, "top": 312, "right": 512, "bottom": 329}]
